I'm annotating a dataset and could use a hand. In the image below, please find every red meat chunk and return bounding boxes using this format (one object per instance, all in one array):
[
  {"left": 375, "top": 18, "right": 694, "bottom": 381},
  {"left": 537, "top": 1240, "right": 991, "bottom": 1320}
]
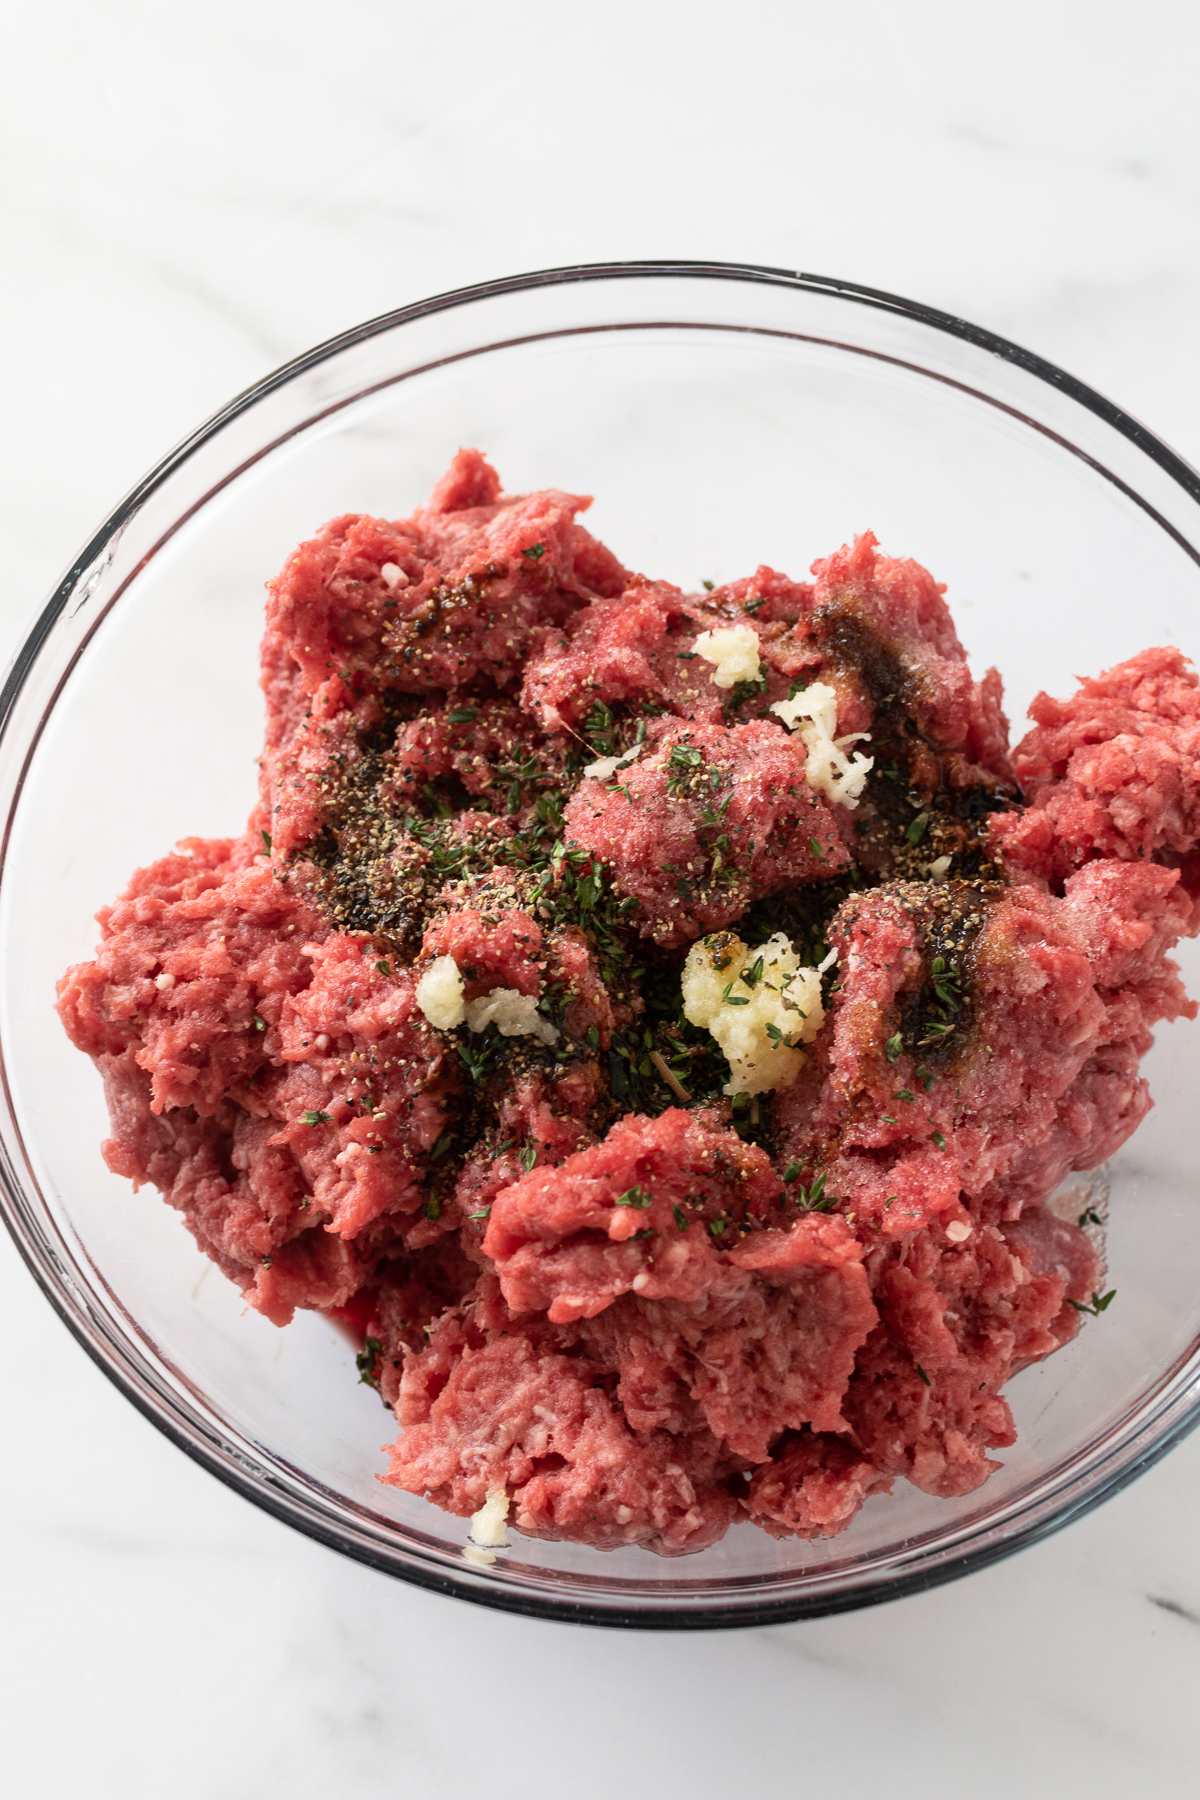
[
  {"left": 565, "top": 718, "right": 849, "bottom": 946},
  {"left": 993, "top": 646, "right": 1200, "bottom": 918}
]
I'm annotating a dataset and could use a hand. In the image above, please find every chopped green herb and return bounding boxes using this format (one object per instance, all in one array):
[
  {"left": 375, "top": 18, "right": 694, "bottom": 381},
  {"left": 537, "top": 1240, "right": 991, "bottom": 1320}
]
[
  {"left": 672, "top": 1204, "right": 690, "bottom": 1231},
  {"left": 885, "top": 1034, "right": 903, "bottom": 1062},
  {"left": 522, "top": 541, "right": 546, "bottom": 560},
  {"left": 930, "top": 1130, "right": 946, "bottom": 1151},
  {"left": 916, "top": 1364, "right": 931, "bottom": 1387},
  {"left": 808, "top": 836, "right": 824, "bottom": 859},
  {"left": 1067, "top": 1288, "right": 1117, "bottom": 1317},
  {"left": 791, "top": 1171, "right": 836, "bottom": 1213},
  {"left": 701, "top": 579, "right": 715, "bottom": 591},
  {"left": 447, "top": 705, "right": 478, "bottom": 725},
  {"left": 375, "top": 959, "right": 392, "bottom": 977},
  {"left": 457, "top": 1041, "right": 493, "bottom": 1081},
  {"left": 299, "top": 1110, "right": 332, "bottom": 1126},
  {"left": 707, "top": 1218, "right": 727, "bottom": 1236},
  {"left": 252, "top": 1014, "right": 266, "bottom": 1031},
  {"left": 356, "top": 1337, "right": 382, "bottom": 1385},
  {"left": 668, "top": 744, "right": 703, "bottom": 769},
  {"left": 429, "top": 1130, "right": 454, "bottom": 1162},
  {"left": 1078, "top": 1206, "right": 1103, "bottom": 1228},
  {"left": 615, "top": 1184, "right": 652, "bottom": 1209},
  {"left": 786, "top": 677, "right": 808, "bottom": 701},
  {"left": 906, "top": 812, "right": 930, "bottom": 845},
  {"left": 782, "top": 1161, "right": 803, "bottom": 1184},
  {"left": 881, "top": 1116, "right": 897, "bottom": 1124},
  {"left": 421, "top": 1195, "right": 442, "bottom": 1221},
  {"left": 894, "top": 1089, "right": 915, "bottom": 1103},
  {"left": 469, "top": 1209, "right": 490, "bottom": 1221},
  {"left": 520, "top": 1145, "right": 538, "bottom": 1173},
  {"left": 260, "top": 829, "right": 272, "bottom": 854}
]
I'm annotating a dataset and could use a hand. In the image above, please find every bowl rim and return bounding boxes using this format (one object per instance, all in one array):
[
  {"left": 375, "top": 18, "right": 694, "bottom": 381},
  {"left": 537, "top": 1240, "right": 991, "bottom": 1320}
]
[{"left": 5, "top": 259, "right": 1200, "bottom": 1630}]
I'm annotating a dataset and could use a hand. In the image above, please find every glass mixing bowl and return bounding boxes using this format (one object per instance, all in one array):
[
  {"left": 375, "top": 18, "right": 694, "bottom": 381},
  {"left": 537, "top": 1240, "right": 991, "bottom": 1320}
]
[{"left": 3, "top": 262, "right": 1200, "bottom": 1629}]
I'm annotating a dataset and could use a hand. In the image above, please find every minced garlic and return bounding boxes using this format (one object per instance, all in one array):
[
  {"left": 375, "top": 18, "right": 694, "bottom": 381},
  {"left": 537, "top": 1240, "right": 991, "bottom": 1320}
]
[
  {"left": 681, "top": 930, "right": 825, "bottom": 1096},
  {"left": 469, "top": 1486, "right": 510, "bottom": 1549},
  {"left": 417, "top": 956, "right": 559, "bottom": 1044},
  {"left": 464, "top": 988, "right": 559, "bottom": 1046},
  {"left": 693, "top": 624, "right": 763, "bottom": 690},
  {"left": 583, "top": 744, "right": 642, "bottom": 782},
  {"left": 415, "top": 954, "right": 466, "bottom": 1030},
  {"left": 770, "top": 681, "right": 873, "bottom": 808}
]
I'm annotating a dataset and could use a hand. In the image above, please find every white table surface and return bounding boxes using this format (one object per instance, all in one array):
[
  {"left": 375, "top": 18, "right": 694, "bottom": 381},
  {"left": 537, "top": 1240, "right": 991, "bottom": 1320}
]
[{"left": 4, "top": 4, "right": 1200, "bottom": 1794}]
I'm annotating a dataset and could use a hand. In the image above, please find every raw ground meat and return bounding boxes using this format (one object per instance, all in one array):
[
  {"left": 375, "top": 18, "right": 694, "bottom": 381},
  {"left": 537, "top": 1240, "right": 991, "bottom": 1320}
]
[{"left": 58, "top": 449, "right": 1200, "bottom": 1555}]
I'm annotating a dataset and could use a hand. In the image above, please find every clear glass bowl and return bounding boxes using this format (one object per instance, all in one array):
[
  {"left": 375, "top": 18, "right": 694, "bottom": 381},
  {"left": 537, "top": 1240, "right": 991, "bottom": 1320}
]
[{"left": 4, "top": 262, "right": 1200, "bottom": 1629}]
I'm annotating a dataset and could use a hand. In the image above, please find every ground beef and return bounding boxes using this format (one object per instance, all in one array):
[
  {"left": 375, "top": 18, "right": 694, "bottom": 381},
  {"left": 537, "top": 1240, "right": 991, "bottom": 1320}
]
[{"left": 58, "top": 450, "right": 1200, "bottom": 1553}]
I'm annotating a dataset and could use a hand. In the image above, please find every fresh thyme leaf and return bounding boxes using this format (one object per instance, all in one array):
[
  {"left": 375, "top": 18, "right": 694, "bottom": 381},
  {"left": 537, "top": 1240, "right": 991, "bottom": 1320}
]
[
  {"left": 260, "top": 829, "right": 272, "bottom": 854},
  {"left": 916, "top": 1364, "right": 931, "bottom": 1387},
  {"left": 741, "top": 955, "right": 764, "bottom": 989},
  {"left": 615, "top": 1184, "right": 652, "bottom": 1209},
  {"left": 520, "top": 1145, "right": 537, "bottom": 1172},
  {"left": 930, "top": 1130, "right": 946, "bottom": 1151},
  {"left": 375, "top": 959, "right": 392, "bottom": 977},
  {"left": 1067, "top": 1288, "right": 1117, "bottom": 1317},
  {"left": 885, "top": 1034, "right": 903, "bottom": 1062},
  {"left": 782, "top": 1161, "right": 803, "bottom": 1183},
  {"left": 356, "top": 1337, "right": 382, "bottom": 1385},
  {"left": 429, "top": 1130, "right": 454, "bottom": 1162},
  {"left": 906, "top": 812, "right": 930, "bottom": 845},
  {"left": 447, "top": 705, "right": 478, "bottom": 725},
  {"left": 894, "top": 1089, "right": 915, "bottom": 1103},
  {"left": 672, "top": 1204, "right": 690, "bottom": 1231}
]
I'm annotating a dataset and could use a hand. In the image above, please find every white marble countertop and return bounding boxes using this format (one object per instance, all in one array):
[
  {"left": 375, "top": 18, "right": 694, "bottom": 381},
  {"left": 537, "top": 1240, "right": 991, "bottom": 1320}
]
[{"left": 4, "top": 3, "right": 1200, "bottom": 1793}]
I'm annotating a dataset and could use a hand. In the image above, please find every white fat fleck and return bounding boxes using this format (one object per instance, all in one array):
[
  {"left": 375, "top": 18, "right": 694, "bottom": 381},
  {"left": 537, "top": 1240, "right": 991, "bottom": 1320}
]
[
  {"left": 461, "top": 1544, "right": 497, "bottom": 1568},
  {"left": 155, "top": 971, "right": 175, "bottom": 991},
  {"left": 415, "top": 954, "right": 466, "bottom": 1030},
  {"left": 379, "top": 562, "right": 407, "bottom": 589},
  {"left": 945, "top": 1219, "right": 973, "bottom": 1243},
  {"left": 469, "top": 1486, "right": 510, "bottom": 1549},
  {"left": 464, "top": 987, "right": 559, "bottom": 1046},
  {"left": 681, "top": 931, "right": 825, "bottom": 1097},
  {"left": 583, "top": 744, "right": 642, "bottom": 782},
  {"left": 927, "top": 855, "right": 952, "bottom": 882},
  {"left": 692, "top": 624, "right": 763, "bottom": 690},
  {"left": 771, "top": 681, "right": 874, "bottom": 808}
]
